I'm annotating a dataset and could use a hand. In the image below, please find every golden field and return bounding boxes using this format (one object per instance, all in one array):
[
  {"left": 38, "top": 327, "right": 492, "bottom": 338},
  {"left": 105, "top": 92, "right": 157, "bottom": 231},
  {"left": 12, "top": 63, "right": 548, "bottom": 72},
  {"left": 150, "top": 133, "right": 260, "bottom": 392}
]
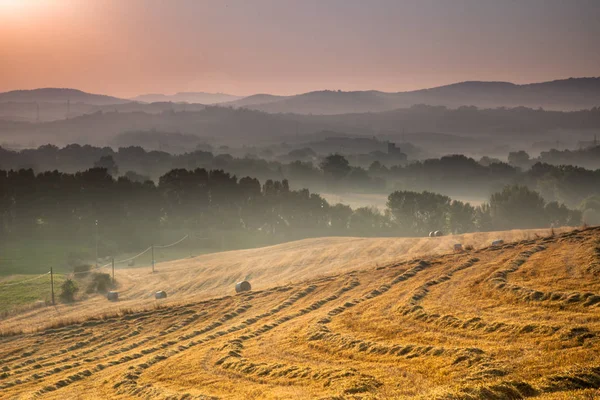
[{"left": 1, "top": 226, "right": 599, "bottom": 399}]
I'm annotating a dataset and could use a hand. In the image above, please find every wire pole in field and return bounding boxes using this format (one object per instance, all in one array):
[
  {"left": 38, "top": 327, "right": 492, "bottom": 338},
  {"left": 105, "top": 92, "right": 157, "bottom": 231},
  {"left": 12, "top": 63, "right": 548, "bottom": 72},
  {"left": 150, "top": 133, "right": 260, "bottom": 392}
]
[
  {"left": 95, "top": 219, "right": 99, "bottom": 268},
  {"left": 50, "top": 267, "right": 55, "bottom": 305},
  {"left": 112, "top": 258, "right": 115, "bottom": 283},
  {"left": 151, "top": 245, "right": 155, "bottom": 273}
]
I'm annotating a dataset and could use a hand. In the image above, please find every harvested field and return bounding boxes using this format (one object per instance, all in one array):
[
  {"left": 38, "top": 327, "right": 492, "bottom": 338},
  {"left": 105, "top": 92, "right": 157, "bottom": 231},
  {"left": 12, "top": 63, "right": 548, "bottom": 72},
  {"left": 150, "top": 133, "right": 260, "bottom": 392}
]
[{"left": 1, "top": 226, "right": 599, "bottom": 399}]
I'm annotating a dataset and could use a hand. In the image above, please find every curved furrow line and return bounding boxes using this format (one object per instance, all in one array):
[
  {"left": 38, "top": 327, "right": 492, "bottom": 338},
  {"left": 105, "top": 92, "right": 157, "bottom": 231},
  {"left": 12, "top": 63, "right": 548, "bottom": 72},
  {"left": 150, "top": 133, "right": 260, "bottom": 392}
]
[
  {"left": 395, "top": 251, "right": 562, "bottom": 336},
  {"left": 487, "top": 245, "right": 547, "bottom": 291},
  {"left": 489, "top": 243, "right": 600, "bottom": 306},
  {"left": 0, "top": 307, "right": 206, "bottom": 381},
  {"left": 409, "top": 257, "right": 480, "bottom": 305},
  {"left": 111, "top": 280, "right": 359, "bottom": 398},
  {"left": 428, "top": 365, "right": 600, "bottom": 400},
  {"left": 27, "top": 303, "right": 251, "bottom": 398}
]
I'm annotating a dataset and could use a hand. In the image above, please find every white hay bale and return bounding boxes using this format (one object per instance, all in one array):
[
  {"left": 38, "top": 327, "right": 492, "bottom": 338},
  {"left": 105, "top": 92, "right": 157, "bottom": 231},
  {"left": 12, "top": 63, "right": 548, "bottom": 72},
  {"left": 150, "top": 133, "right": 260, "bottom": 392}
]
[{"left": 235, "top": 281, "right": 252, "bottom": 293}]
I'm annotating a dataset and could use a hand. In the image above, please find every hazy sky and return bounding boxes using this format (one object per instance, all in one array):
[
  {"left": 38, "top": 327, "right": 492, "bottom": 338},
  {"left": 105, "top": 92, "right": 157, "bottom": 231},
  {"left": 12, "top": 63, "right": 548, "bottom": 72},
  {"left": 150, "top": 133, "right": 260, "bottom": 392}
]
[{"left": 0, "top": 0, "right": 599, "bottom": 97}]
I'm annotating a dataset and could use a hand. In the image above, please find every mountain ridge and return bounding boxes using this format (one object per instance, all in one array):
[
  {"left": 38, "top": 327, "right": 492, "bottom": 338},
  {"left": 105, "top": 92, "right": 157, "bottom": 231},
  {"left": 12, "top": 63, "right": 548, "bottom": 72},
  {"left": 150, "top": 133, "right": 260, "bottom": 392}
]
[
  {"left": 2, "top": 77, "right": 599, "bottom": 118},
  {"left": 131, "top": 92, "right": 242, "bottom": 104},
  {"left": 228, "top": 77, "right": 600, "bottom": 114},
  {"left": 0, "top": 88, "right": 130, "bottom": 105}
]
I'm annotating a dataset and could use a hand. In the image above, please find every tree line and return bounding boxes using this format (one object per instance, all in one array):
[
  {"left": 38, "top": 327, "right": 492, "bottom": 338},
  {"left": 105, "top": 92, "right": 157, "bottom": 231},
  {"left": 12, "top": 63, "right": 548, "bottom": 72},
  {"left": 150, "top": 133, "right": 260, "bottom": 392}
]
[
  {"left": 0, "top": 166, "right": 584, "bottom": 260},
  {"left": 4, "top": 144, "right": 600, "bottom": 209}
]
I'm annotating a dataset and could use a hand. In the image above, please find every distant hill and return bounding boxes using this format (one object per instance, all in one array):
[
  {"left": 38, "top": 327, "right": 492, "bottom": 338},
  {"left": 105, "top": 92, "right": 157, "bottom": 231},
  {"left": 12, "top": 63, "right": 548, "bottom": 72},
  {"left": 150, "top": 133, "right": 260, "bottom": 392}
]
[
  {"left": 2, "top": 104, "right": 599, "bottom": 153},
  {"left": 222, "top": 93, "right": 291, "bottom": 108},
  {"left": 0, "top": 100, "right": 206, "bottom": 122},
  {"left": 230, "top": 77, "right": 600, "bottom": 114},
  {"left": 132, "top": 92, "right": 242, "bottom": 104},
  {"left": 0, "top": 88, "right": 129, "bottom": 105}
]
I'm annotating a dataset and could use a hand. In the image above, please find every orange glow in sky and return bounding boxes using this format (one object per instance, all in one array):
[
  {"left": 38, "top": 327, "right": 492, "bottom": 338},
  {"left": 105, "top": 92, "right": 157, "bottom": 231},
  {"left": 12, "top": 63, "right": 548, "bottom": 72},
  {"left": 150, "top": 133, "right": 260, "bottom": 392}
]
[{"left": 1, "top": 0, "right": 599, "bottom": 98}]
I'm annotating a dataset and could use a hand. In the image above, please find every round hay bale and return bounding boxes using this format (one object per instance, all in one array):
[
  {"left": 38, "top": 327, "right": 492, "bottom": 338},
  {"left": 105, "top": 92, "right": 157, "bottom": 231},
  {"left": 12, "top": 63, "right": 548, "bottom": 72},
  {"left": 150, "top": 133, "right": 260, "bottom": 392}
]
[
  {"left": 429, "top": 231, "right": 434, "bottom": 237},
  {"left": 155, "top": 290, "right": 167, "bottom": 299},
  {"left": 107, "top": 291, "right": 119, "bottom": 301},
  {"left": 235, "top": 281, "right": 252, "bottom": 293},
  {"left": 434, "top": 230, "right": 443, "bottom": 237}
]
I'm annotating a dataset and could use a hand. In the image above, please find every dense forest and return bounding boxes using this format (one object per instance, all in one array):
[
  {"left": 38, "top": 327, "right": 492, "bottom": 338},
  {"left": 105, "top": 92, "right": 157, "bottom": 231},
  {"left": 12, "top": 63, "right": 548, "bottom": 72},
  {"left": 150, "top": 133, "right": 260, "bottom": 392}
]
[{"left": 3, "top": 144, "right": 600, "bottom": 209}]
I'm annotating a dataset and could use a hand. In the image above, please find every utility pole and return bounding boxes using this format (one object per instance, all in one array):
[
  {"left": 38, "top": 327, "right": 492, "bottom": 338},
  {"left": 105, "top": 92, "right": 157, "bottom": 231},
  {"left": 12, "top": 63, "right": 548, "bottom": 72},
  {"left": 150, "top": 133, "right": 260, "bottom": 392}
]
[
  {"left": 151, "top": 245, "right": 155, "bottom": 273},
  {"left": 112, "top": 258, "right": 115, "bottom": 283},
  {"left": 95, "top": 220, "right": 99, "bottom": 268},
  {"left": 50, "top": 267, "right": 55, "bottom": 305}
]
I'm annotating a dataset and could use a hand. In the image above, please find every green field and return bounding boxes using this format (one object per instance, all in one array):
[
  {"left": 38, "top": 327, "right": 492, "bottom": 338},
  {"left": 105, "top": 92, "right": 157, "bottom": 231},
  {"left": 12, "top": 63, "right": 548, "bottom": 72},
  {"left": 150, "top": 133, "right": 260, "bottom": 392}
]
[
  {"left": 0, "top": 274, "right": 67, "bottom": 315},
  {"left": 0, "top": 237, "right": 220, "bottom": 313},
  {"left": 0, "top": 238, "right": 94, "bottom": 275},
  {"left": 0, "top": 235, "right": 221, "bottom": 276}
]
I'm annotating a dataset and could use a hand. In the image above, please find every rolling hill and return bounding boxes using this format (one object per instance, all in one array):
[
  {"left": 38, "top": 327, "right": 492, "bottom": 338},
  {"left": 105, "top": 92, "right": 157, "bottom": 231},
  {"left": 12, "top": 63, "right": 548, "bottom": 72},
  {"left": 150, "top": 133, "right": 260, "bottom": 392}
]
[
  {"left": 0, "top": 88, "right": 129, "bottom": 106},
  {"left": 132, "top": 92, "right": 242, "bottom": 104},
  {"left": 228, "top": 77, "right": 600, "bottom": 115},
  {"left": 1, "top": 226, "right": 599, "bottom": 398}
]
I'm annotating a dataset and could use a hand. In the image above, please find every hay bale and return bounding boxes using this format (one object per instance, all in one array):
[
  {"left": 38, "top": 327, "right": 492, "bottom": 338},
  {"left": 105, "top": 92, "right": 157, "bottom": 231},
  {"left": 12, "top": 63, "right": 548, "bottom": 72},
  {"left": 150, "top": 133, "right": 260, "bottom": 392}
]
[
  {"left": 107, "top": 291, "right": 119, "bottom": 301},
  {"left": 155, "top": 290, "right": 167, "bottom": 299},
  {"left": 434, "top": 230, "right": 443, "bottom": 237},
  {"left": 429, "top": 231, "right": 435, "bottom": 237},
  {"left": 235, "top": 281, "right": 252, "bottom": 293}
]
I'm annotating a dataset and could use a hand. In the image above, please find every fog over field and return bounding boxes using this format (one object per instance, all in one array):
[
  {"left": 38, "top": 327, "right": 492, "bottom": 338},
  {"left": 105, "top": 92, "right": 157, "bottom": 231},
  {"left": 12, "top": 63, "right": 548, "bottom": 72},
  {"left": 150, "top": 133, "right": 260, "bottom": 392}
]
[{"left": 1, "top": 1, "right": 600, "bottom": 399}]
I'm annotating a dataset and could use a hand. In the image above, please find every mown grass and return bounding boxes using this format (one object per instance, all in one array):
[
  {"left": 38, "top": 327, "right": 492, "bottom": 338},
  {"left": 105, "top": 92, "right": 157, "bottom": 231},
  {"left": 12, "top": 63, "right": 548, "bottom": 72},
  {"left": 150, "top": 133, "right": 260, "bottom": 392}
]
[{"left": 1, "top": 226, "right": 598, "bottom": 400}]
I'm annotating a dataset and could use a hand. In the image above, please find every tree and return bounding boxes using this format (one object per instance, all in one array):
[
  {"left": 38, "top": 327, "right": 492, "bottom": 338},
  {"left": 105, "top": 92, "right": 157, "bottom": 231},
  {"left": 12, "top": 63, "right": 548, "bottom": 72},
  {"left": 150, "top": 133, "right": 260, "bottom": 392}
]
[
  {"left": 489, "top": 185, "right": 546, "bottom": 230},
  {"left": 59, "top": 279, "right": 79, "bottom": 303},
  {"left": 579, "top": 195, "right": 600, "bottom": 225},
  {"left": 320, "top": 154, "right": 350, "bottom": 181},
  {"left": 474, "top": 203, "right": 493, "bottom": 232},
  {"left": 508, "top": 151, "right": 531, "bottom": 170},
  {"left": 446, "top": 200, "right": 476, "bottom": 234},
  {"left": 386, "top": 190, "right": 451, "bottom": 236},
  {"left": 94, "top": 155, "right": 119, "bottom": 176},
  {"left": 329, "top": 203, "right": 352, "bottom": 232},
  {"left": 349, "top": 207, "right": 386, "bottom": 236}
]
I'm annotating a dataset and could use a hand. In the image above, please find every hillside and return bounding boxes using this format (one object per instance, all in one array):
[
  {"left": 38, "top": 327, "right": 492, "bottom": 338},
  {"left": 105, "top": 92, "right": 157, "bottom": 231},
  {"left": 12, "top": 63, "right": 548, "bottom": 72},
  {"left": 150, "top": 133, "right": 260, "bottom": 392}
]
[
  {"left": 2, "top": 226, "right": 599, "bottom": 398},
  {"left": 222, "top": 93, "right": 290, "bottom": 108},
  {"left": 0, "top": 227, "right": 569, "bottom": 332},
  {"left": 0, "top": 88, "right": 129, "bottom": 106},
  {"left": 2, "top": 103, "right": 600, "bottom": 149},
  {"left": 132, "top": 92, "right": 241, "bottom": 104},
  {"left": 231, "top": 77, "right": 600, "bottom": 115}
]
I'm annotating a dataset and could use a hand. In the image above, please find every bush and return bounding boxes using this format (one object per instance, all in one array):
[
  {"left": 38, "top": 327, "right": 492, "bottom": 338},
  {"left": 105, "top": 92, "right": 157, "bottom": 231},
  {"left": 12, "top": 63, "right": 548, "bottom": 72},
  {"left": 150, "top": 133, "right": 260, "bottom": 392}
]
[{"left": 59, "top": 279, "right": 79, "bottom": 303}]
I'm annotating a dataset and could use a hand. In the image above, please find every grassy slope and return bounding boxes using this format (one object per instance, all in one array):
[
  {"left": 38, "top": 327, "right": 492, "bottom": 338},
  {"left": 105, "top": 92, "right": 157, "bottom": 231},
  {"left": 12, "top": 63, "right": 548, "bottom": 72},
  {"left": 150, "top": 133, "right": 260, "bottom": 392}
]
[{"left": 0, "top": 274, "right": 66, "bottom": 315}]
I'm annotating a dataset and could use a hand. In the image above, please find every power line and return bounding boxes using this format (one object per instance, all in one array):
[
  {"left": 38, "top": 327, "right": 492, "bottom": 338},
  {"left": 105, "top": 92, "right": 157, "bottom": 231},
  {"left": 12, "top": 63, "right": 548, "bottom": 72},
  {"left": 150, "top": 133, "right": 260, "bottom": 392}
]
[
  {"left": 0, "top": 272, "right": 51, "bottom": 287},
  {"left": 154, "top": 235, "right": 189, "bottom": 249}
]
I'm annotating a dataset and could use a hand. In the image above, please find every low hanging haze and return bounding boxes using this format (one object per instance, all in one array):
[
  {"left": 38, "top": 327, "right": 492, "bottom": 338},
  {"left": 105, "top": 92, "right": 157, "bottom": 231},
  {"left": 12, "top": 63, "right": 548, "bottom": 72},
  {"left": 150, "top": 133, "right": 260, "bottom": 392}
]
[{"left": 0, "top": 0, "right": 599, "bottom": 98}]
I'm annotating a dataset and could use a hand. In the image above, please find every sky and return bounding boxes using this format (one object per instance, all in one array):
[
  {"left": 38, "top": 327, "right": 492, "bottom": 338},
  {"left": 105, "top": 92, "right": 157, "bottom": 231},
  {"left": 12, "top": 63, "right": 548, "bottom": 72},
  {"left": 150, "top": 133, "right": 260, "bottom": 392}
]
[{"left": 0, "top": 0, "right": 599, "bottom": 98}]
